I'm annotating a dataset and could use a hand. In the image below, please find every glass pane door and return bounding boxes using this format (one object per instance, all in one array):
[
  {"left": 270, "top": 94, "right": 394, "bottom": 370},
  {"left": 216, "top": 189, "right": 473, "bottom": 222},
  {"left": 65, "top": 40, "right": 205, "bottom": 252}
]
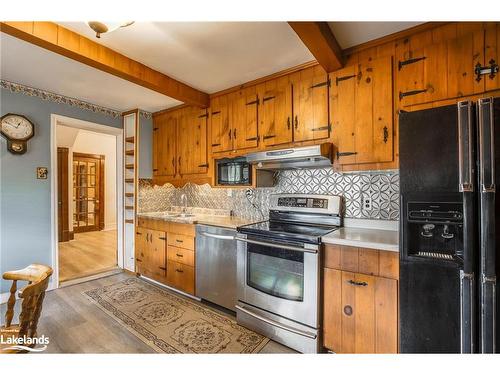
[
  {"left": 246, "top": 241, "right": 304, "bottom": 301},
  {"left": 73, "top": 154, "right": 102, "bottom": 232}
]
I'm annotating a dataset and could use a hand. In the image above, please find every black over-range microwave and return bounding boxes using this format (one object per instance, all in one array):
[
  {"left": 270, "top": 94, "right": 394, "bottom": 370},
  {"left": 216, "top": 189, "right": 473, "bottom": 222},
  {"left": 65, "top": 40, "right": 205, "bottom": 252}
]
[{"left": 216, "top": 157, "right": 252, "bottom": 185}]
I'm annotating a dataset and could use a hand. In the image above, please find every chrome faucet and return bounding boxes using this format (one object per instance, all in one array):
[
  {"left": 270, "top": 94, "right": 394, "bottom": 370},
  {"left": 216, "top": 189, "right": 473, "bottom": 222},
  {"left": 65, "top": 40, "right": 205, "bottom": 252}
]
[{"left": 180, "top": 193, "right": 187, "bottom": 214}]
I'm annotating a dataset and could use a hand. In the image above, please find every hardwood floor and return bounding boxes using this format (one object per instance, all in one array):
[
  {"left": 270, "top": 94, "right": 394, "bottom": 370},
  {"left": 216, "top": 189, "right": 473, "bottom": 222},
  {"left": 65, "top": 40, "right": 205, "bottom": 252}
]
[
  {"left": 59, "top": 230, "right": 118, "bottom": 282},
  {"left": 0, "top": 273, "right": 295, "bottom": 353}
]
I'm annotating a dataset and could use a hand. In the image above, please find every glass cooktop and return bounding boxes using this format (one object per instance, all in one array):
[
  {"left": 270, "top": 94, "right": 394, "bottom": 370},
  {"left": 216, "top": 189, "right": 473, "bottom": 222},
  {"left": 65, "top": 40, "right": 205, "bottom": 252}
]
[{"left": 237, "top": 220, "right": 339, "bottom": 244}]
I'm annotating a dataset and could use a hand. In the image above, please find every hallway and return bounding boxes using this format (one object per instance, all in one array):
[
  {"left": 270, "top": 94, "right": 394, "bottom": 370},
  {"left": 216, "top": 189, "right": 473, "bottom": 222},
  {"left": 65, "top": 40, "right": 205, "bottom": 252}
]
[{"left": 59, "top": 229, "right": 118, "bottom": 282}]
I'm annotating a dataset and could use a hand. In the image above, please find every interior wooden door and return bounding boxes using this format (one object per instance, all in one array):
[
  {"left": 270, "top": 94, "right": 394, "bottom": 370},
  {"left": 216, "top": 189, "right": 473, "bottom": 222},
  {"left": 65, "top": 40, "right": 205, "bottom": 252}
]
[
  {"left": 73, "top": 153, "right": 104, "bottom": 233},
  {"left": 259, "top": 77, "right": 293, "bottom": 147},
  {"left": 292, "top": 66, "right": 330, "bottom": 142},
  {"left": 232, "top": 86, "right": 259, "bottom": 150},
  {"left": 57, "top": 147, "right": 70, "bottom": 242},
  {"left": 210, "top": 94, "right": 232, "bottom": 153}
]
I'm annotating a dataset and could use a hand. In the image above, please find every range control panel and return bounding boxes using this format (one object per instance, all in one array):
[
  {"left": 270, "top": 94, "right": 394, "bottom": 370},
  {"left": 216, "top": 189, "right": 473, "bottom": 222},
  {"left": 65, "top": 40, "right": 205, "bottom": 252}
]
[{"left": 277, "top": 197, "right": 328, "bottom": 209}]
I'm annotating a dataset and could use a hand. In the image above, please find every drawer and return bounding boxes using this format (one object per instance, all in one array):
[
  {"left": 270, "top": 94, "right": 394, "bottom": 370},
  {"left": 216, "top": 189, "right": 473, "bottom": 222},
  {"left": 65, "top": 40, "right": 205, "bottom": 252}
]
[
  {"left": 167, "top": 233, "right": 195, "bottom": 250},
  {"left": 167, "top": 245, "right": 195, "bottom": 267},
  {"left": 167, "top": 222, "right": 196, "bottom": 236},
  {"left": 167, "top": 260, "right": 194, "bottom": 295}
]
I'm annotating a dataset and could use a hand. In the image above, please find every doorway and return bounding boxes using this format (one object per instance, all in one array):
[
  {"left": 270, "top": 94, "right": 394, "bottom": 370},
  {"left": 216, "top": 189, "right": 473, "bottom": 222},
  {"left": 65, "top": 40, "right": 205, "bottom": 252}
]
[{"left": 52, "top": 114, "right": 123, "bottom": 286}]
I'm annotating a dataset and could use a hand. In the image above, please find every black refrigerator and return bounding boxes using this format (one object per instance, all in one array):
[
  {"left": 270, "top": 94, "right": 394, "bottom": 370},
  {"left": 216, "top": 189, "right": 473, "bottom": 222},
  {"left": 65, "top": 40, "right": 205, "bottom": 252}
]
[{"left": 399, "top": 97, "right": 500, "bottom": 353}]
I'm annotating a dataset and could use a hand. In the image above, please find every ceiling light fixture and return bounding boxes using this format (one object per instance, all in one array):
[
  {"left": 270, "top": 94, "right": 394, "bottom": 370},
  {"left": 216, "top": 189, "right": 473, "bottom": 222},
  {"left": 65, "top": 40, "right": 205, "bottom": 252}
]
[{"left": 87, "top": 21, "right": 134, "bottom": 38}]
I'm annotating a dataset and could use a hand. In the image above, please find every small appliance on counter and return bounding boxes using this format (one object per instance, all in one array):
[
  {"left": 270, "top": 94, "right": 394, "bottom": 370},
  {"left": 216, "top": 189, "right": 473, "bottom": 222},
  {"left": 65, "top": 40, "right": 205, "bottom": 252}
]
[
  {"left": 235, "top": 193, "right": 342, "bottom": 353},
  {"left": 399, "top": 97, "right": 500, "bottom": 353}
]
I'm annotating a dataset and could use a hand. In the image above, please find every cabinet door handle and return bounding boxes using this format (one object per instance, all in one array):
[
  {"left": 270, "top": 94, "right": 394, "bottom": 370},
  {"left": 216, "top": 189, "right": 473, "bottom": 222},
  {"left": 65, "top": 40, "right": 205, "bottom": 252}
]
[
  {"left": 178, "top": 156, "right": 181, "bottom": 168},
  {"left": 198, "top": 163, "right": 209, "bottom": 168},
  {"left": 294, "top": 116, "right": 298, "bottom": 130},
  {"left": 159, "top": 236, "right": 166, "bottom": 241},
  {"left": 176, "top": 253, "right": 184, "bottom": 258},
  {"left": 136, "top": 258, "right": 142, "bottom": 262},
  {"left": 229, "top": 129, "right": 232, "bottom": 139},
  {"left": 383, "top": 126, "right": 389, "bottom": 143},
  {"left": 172, "top": 157, "right": 175, "bottom": 168},
  {"left": 233, "top": 129, "right": 237, "bottom": 138},
  {"left": 347, "top": 280, "right": 368, "bottom": 287},
  {"left": 136, "top": 232, "right": 142, "bottom": 235},
  {"left": 287, "top": 117, "right": 291, "bottom": 130},
  {"left": 175, "top": 269, "right": 184, "bottom": 273},
  {"left": 211, "top": 143, "right": 221, "bottom": 147}
]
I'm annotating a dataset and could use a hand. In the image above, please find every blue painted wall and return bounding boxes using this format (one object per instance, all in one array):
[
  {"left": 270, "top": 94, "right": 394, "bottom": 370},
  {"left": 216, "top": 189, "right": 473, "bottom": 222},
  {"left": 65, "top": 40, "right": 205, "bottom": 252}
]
[{"left": 0, "top": 88, "right": 126, "bottom": 292}]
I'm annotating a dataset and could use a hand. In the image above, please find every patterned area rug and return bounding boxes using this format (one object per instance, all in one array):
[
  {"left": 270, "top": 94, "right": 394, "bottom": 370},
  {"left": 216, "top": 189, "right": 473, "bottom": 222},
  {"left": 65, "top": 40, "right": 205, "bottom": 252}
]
[{"left": 83, "top": 278, "right": 269, "bottom": 353}]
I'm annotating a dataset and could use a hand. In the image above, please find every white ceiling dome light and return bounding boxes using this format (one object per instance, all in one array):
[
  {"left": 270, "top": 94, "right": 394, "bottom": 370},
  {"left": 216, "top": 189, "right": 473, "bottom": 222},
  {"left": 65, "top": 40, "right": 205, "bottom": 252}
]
[{"left": 87, "top": 21, "right": 134, "bottom": 38}]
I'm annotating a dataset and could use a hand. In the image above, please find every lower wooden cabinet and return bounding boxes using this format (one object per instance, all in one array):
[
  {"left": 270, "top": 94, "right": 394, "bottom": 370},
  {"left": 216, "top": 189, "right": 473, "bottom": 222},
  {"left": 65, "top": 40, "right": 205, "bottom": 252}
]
[
  {"left": 322, "top": 244, "right": 399, "bottom": 353},
  {"left": 135, "top": 219, "right": 196, "bottom": 295}
]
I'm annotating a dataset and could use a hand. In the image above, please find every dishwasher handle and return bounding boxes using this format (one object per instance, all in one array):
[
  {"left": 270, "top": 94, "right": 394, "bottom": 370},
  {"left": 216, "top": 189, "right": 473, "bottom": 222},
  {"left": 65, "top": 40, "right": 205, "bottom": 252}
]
[{"left": 199, "top": 231, "right": 235, "bottom": 241}]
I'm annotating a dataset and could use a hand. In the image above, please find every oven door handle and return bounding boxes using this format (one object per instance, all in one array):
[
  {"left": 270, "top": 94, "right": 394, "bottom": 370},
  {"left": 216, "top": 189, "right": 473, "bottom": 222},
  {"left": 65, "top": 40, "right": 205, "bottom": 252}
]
[
  {"left": 235, "top": 237, "right": 318, "bottom": 254},
  {"left": 235, "top": 305, "right": 317, "bottom": 340}
]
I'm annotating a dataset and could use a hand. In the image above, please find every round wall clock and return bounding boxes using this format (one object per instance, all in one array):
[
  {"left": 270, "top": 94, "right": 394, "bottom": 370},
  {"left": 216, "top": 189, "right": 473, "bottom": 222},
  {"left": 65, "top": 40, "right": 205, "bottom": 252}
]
[{"left": 1, "top": 113, "right": 35, "bottom": 154}]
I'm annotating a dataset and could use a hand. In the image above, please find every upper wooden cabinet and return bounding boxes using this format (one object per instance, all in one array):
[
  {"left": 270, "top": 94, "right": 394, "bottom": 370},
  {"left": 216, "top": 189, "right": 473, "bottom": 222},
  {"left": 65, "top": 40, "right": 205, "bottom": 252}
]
[
  {"left": 485, "top": 24, "right": 500, "bottom": 92},
  {"left": 178, "top": 107, "right": 208, "bottom": 175},
  {"left": 153, "top": 112, "right": 177, "bottom": 177},
  {"left": 231, "top": 86, "right": 259, "bottom": 150},
  {"left": 257, "top": 76, "right": 293, "bottom": 147},
  {"left": 291, "top": 65, "right": 330, "bottom": 142},
  {"left": 397, "top": 30, "right": 486, "bottom": 106},
  {"left": 210, "top": 95, "right": 232, "bottom": 153},
  {"left": 330, "top": 56, "right": 394, "bottom": 165}
]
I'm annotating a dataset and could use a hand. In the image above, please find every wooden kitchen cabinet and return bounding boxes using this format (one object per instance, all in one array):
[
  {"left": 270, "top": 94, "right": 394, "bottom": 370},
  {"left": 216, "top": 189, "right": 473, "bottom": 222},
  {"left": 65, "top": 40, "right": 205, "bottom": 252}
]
[
  {"left": 231, "top": 86, "right": 259, "bottom": 150},
  {"left": 210, "top": 94, "right": 232, "bottom": 153},
  {"left": 397, "top": 30, "right": 485, "bottom": 106},
  {"left": 178, "top": 106, "right": 208, "bottom": 176},
  {"left": 153, "top": 112, "right": 177, "bottom": 177},
  {"left": 323, "top": 244, "right": 398, "bottom": 354},
  {"left": 292, "top": 65, "right": 330, "bottom": 142},
  {"left": 135, "top": 227, "right": 167, "bottom": 282},
  {"left": 167, "top": 260, "right": 195, "bottom": 295},
  {"left": 258, "top": 76, "right": 293, "bottom": 147},
  {"left": 485, "top": 24, "right": 500, "bottom": 92},
  {"left": 330, "top": 56, "right": 394, "bottom": 165}
]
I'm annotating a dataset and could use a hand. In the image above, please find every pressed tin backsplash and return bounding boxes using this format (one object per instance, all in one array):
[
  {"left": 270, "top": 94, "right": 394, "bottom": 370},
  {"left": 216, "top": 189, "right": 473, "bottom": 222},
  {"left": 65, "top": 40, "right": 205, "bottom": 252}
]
[{"left": 138, "top": 168, "right": 400, "bottom": 221}]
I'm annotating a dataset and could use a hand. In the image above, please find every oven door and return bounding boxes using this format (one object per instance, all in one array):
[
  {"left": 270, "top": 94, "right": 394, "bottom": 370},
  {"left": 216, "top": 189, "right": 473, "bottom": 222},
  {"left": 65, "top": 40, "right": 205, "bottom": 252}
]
[{"left": 236, "top": 233, "right": 319, "bottom": 328}]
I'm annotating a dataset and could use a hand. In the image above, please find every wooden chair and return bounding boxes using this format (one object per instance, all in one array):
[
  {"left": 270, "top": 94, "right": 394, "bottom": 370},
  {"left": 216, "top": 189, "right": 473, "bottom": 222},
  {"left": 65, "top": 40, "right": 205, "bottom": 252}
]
[{"left": 1, "top": 264, "right": 53, "bottom": 354}]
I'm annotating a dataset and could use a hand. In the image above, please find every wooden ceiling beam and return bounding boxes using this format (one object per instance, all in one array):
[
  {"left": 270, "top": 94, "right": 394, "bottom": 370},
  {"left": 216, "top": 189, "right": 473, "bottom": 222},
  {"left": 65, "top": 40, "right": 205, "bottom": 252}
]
[
  {"left": 288, "top": 22, "right": 344, "bottom": 72},
  {"left": 0, "top": 22, "right": 209, "bottom": 107}
]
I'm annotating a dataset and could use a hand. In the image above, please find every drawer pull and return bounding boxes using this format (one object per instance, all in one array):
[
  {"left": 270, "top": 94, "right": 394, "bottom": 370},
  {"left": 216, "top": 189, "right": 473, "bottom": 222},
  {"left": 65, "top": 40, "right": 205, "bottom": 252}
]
[
  {"left": 176, "top": 253, "right": 184, "bottom": 258},
  {"left": 159, "top": 236, "right": 166, "bottom": 240},
  {"left": 175, "top": 269, "right": 184, "bottom": 273},
  {"left": 159, "top": 266, "right": 166, "bottom": 271},
  {"left": 347, "top": 280, "right": 368, "bottom": 287},
  {"left": 176, "top": 239, "right": 184, "bottom": 243},
  {"left": 136, "top": 258, "right": 142, "bottom": 262}
]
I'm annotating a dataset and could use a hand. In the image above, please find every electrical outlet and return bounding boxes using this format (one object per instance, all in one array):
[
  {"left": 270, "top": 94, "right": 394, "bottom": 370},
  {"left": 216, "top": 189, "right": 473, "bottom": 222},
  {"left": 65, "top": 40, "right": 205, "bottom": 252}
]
[{"left": 363, "top": 196, "right": 372, "bottom": 211}]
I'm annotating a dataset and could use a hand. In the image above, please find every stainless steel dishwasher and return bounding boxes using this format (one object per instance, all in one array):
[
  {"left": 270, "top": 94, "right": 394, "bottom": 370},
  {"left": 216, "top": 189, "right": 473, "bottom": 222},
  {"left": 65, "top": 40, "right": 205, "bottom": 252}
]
[{"left": 196, "top": 224, "right": 237, "bottom": 311}]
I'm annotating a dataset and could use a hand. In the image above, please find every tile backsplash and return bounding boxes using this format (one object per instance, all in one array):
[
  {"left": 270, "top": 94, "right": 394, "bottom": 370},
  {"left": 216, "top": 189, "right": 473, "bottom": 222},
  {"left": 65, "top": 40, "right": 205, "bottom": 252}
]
[{"left": 139, "top": 168, "right": 400, "bottom": 221}]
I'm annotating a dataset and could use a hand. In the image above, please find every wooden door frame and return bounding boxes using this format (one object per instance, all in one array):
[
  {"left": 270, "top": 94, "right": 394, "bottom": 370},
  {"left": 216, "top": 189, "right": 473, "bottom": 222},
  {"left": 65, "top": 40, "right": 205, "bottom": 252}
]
[
  {"left": 72, "top": 152, "right": 105, "bottom": 232},
  {"left": 51, "top": 114, "right": 124, "bottom": 290},
  {"left": 57, "top": 147, "right": 71, "bottom": 242}
]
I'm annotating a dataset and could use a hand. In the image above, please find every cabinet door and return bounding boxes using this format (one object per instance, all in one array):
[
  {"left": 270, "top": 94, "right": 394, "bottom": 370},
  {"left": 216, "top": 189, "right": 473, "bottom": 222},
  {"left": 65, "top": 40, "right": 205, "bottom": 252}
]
[
  {"left": 177, "top": 107, "right": 208, "bottom": 175},
  {"left": 259, "top": 76, "right": 293, "bottom": 147},
  {"left": 447, "top": 30, "right": 484, "bottom": 97},
  {"left": 232, "top": 86, "right": 259, "bottom": 150},
  {"left": 167, "top": 260, "right": 195, "bottom": 295},
  {"left": 355, "top": 56, "right": 394, "bottom": 164},
  {"left": 330, "top": 65, "right": 356, "bottom": 165},
  {"left": 485, "top": 24, "right": 500, "bottom": 91},
  {"left": 152, "top": 118, "right": 161, "bottom": 176},
  {"left": 146, "top": 229, "right": 167, "bottom": 281},
  {"left": 135, "top": 227, "right": 147, "bottom": 274},
  {"left": 292, "top": 66, "right": 330, "bottom": 142},
  {"left": 210, "top": 95, "right": 232, "bottom": 153},
  {"left": 323, "top": 270, "right": 398, "bottom": 353},
  {"left": 164, "top": 113, "right": 178, "bottom": 177}
]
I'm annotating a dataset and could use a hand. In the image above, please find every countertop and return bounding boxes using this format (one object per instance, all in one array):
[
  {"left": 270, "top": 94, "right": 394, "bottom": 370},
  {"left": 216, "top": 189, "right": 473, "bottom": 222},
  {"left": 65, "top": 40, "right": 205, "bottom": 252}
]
[
  {"left": 137, "top": 212, "right": 254, "bottom": 230},
  {"left": 321, "top": 227, "right": 399, "bottom": 252}
]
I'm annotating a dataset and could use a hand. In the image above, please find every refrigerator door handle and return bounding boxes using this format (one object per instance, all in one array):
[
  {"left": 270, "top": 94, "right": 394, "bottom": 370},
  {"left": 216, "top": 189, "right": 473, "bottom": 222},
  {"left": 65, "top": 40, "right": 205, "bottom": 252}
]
[
  {"left": 460, "top": 270, "right": 476, "bottom": 353},
  {"left": 458, "top": 101, "right": 475, "bottom": 192},
  {"left": 478, "top": 97, "right": 496, "bottom": 193}
]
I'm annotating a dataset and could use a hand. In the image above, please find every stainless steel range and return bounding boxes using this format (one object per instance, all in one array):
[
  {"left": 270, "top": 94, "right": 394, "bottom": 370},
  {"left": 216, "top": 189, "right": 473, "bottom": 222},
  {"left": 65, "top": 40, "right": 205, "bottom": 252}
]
[{"left": 235, "top": 193, "right": 342, "bottom": 353}]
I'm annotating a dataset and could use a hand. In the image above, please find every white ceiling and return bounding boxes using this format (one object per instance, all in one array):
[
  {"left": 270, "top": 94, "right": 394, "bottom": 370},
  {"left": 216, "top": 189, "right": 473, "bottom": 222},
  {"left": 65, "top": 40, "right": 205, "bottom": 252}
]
[
  {"left": 58, "top": 22, "right": 315, "bottom": 93},
  {"left": 328, "top": 22, "right": 424, "bottom": 49},
  {"left": 0, "top": 33, "right": 182, "bottom": 112}
]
